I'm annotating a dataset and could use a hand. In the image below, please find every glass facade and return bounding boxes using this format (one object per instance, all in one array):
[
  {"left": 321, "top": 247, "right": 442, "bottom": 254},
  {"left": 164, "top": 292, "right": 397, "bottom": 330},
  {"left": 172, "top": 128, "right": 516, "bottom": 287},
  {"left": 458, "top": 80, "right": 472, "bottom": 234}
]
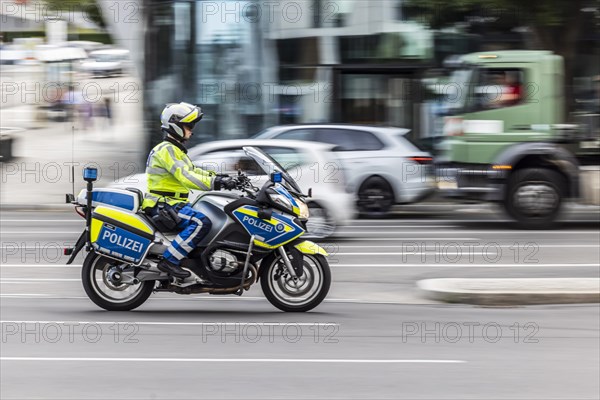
[
  {"left": 143, "top": 0, "right": 433, "bottom": 149},
  {"left": 339, "top": 74, "right": 413, "bottom": 126},
  {"left": 144, "top": 0, "right": 279, "bottom": 148},
  {"left": 141, "top": 0, "right": 599, "bottom": 152}
]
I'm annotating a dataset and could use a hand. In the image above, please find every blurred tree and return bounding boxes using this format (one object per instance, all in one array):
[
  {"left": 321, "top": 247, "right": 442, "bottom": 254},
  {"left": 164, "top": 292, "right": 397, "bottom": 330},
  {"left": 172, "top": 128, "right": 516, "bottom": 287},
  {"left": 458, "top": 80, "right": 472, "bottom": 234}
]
[
  {"left": 44, "top": 0, "right": 106, "bottom": 28},
  {"left": 405, "top": 0, "right": 600, "bottom": 114}
]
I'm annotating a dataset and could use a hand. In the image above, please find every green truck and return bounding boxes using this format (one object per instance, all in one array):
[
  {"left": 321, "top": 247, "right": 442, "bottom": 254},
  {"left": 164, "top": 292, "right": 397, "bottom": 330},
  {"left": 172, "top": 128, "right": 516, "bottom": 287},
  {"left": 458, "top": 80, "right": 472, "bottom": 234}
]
[{"left": 437, "top": 50, "right": 600, "bottom": 228}]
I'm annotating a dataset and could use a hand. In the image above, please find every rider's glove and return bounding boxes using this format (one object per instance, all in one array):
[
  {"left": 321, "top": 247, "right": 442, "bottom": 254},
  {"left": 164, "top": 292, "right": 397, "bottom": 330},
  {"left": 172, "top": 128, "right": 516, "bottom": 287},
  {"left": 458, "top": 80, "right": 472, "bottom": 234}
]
[{"left": 214, "top": 176, "right": 237, "bottom": 191}]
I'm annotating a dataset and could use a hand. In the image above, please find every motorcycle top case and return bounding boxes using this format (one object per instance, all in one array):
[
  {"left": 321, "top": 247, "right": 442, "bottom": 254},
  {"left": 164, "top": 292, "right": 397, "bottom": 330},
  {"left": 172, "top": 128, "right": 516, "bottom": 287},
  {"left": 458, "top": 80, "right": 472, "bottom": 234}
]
[
  {"left": 77, "top": 188, "right": 141, "bottom": 213},
  {"left": 90, "top": 206, "right": 155, "bottom": 264}
]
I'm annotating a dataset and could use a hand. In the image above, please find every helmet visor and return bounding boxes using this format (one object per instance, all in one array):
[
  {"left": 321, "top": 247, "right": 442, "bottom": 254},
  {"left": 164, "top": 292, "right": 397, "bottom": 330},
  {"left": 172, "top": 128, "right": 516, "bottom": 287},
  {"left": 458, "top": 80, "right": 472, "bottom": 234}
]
[
  {"left": 180, "top": 122, "right": 197, "bottom": 131},
  {"left": 180, "top": 107, "right": 203, "bottom": 124}
]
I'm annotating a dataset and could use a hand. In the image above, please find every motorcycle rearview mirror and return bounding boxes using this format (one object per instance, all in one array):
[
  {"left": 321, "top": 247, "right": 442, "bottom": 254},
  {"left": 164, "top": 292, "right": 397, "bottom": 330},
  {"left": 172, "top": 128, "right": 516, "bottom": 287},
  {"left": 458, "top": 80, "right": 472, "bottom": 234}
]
[{"left": 271, "top": 172, "right": 282, "bottom": 183}]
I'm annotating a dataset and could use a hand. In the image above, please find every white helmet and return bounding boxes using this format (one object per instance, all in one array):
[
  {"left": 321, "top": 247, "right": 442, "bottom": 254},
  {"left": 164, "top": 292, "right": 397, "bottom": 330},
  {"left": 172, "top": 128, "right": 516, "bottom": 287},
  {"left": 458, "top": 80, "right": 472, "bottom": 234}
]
[{"left": 160, "top": 102, "right": 203, "bottom": 140}]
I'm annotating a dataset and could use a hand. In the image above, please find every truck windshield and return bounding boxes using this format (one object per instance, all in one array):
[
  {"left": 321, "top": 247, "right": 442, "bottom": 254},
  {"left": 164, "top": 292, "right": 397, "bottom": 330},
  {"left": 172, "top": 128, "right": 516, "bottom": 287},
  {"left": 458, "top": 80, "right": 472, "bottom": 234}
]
[
  {"left": 435, "top": 68, "right": 473, "bottom": 116},
  {"left": 440, "top": 68, "right": 473, "bottom": 115}
]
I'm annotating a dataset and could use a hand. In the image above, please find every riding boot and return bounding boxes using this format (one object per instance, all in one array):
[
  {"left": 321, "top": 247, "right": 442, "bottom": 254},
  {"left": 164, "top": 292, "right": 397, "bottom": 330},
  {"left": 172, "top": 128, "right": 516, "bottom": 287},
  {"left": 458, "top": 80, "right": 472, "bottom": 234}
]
[{"left": 157, "top": 259, "right": 191, "bottom": 278}]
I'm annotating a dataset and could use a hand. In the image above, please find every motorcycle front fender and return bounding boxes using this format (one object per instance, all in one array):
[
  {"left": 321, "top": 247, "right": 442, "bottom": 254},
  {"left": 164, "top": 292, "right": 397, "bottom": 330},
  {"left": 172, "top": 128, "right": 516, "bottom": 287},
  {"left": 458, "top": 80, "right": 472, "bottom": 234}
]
[{"left": 293, "top": 240, "right": 329, "bottom": 256}]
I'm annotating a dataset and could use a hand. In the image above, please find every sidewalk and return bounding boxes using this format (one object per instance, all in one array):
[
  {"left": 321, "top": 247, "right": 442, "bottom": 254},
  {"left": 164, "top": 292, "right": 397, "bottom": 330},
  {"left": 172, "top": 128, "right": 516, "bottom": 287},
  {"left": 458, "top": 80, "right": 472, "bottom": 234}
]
[{"left": 1, "top": 99, "right": 145, "bottom": 207}]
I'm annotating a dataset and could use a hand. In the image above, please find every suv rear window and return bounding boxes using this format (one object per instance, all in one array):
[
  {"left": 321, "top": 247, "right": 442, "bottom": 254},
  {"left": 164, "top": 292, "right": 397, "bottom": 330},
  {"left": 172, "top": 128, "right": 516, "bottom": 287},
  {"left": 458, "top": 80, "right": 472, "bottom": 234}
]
[
  {"left": 276, "top": 129, "right": 316, "bottom": 141},
  {"left": 395, "top": 131, "right": 425, "bottom": 152},
  {"left": 318, "top": 129, "right": 384, "bottom": 151}
]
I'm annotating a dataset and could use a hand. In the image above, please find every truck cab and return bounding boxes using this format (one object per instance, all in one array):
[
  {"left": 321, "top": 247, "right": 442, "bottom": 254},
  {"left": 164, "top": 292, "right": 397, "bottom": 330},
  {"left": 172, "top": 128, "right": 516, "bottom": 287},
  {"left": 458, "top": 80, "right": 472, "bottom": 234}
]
[{"left": 438, "top": 50, "right": 600, "bottom": 228}]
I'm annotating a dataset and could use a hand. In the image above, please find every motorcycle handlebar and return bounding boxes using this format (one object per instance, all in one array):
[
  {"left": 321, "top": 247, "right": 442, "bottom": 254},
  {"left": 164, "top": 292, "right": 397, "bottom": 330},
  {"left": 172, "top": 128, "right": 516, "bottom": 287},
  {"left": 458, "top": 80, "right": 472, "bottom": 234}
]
[{"left": 230, "top": 173, "right": 258, "bottom": 198}]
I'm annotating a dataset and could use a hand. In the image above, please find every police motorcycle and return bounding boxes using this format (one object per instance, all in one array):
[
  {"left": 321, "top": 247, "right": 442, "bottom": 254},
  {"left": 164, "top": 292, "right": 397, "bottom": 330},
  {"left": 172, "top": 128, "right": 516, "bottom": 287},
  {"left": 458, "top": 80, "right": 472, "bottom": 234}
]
[{"left": 65, "top": 147, "right": 331, "bottom": 312}]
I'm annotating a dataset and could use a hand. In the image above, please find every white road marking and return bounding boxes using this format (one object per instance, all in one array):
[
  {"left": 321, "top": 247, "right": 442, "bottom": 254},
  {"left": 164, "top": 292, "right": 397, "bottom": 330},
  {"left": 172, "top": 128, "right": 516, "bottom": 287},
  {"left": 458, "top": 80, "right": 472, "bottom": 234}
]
[
  {"left": 0, "top": 357, "right": 465, "bottom": 364},
  {"left": 1, "top": 221, "right": 455, "bottom": 227},
  {"left": 355, "top": 219, "right": 472, "bottom": 223},
  {"left": 333, "top": 251, "right": 594, "bottom": 255},
  {"left": 2, "top": 263, "right": 598, "bottom": 270},
  {"left": 0, "top": 232, "right": 82, "bottom": 234},
  {"left": 0, "top": 265, "right": 82, "bottom": 267},
  {"left": 334, "top": 252, "right": 497, "bottom": 256},
  {"left": 0, "top": 320, "right": 339, "bottom": 327},
  {"left": 3, "top": 245, "right": 598, "bottom": 251},
  {"left": 334, "top": 244, "right": 600, "bottom": 249},
  {"left": 329, "top": 238, "right": 481, "bottom": 241},
  {"left": 0, "top": 220, "right": 82, "bottom": 223},
  {"left": 3, "top": 231, "right": 595, "bottom": 236},
  {"left": 339, "top": 225, "right": 459, "bottom": 229},
  {"left": 0, "top": 282, "right": 71, "bottom": 285},
  {"left": 335, "top": 231, "right": 597, "bottom": 235},
  {"left": 0, "top": 278, "right": 79, "bottom": 282},
  {"left": 0, "top": 295, "right": 422, "bottom": 305},
  {"left": 330, "top": 263, "right": 600, "bottom": 268}
]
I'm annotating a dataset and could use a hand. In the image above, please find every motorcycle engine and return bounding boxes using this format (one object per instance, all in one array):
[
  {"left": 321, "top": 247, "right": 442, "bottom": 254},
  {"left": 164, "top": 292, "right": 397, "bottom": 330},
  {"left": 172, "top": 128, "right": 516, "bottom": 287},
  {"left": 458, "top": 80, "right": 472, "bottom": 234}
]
[{"left": 208, "top": 250, "right": 240, "bottom": 274}]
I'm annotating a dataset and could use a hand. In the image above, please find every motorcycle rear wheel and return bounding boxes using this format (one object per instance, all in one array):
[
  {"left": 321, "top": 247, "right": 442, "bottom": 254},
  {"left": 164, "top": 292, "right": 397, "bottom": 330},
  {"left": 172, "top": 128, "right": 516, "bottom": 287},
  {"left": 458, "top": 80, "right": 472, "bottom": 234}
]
[{"left": 81, "top": 252, "right": 154, "bottom": 311}]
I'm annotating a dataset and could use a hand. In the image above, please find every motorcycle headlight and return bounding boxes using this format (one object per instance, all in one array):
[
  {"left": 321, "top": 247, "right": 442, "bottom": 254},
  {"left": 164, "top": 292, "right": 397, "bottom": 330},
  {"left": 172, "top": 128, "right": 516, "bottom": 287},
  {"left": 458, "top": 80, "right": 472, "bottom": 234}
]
[
  {"left": 271, "top": 193, "right": 293, "bottom": 211},
  {"left": 298, "top": 200, "right": 310, "bottom": 219}
]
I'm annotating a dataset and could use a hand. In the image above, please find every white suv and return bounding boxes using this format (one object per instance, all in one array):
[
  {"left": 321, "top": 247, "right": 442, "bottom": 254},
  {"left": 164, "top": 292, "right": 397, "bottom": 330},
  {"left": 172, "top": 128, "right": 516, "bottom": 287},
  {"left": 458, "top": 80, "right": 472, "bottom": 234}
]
[{"left": 253, "top": 124, "right": 436, "bottom": 216}]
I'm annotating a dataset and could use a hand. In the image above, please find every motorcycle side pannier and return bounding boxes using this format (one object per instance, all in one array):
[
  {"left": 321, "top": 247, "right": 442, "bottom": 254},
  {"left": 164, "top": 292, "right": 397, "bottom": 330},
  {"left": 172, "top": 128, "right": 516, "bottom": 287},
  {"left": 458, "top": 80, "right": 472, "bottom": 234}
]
[{"left": 90, "top": 206, "right": 155, "bottom": 264}]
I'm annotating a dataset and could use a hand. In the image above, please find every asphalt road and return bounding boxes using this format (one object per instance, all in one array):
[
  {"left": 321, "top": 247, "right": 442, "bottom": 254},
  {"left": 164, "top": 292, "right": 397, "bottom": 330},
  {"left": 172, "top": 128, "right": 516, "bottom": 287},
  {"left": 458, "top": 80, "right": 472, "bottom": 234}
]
[{"left": 1, "top": 209, "right": 599, "bottom": 399}]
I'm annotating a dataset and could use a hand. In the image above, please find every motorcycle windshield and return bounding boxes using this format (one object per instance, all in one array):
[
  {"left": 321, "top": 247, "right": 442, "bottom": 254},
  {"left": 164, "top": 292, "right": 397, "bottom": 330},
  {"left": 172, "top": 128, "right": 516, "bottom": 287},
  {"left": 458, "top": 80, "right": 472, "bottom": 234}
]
[{"left": 242, "top": 146, "right": 303, "bottom": 194}]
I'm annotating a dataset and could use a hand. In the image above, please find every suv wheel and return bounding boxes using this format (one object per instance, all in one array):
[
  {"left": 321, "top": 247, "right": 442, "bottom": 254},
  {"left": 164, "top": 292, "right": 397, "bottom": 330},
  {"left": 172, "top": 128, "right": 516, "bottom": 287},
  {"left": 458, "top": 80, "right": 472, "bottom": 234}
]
[{"left": 357, "top": 177, "right": 394, "bottom": 218}]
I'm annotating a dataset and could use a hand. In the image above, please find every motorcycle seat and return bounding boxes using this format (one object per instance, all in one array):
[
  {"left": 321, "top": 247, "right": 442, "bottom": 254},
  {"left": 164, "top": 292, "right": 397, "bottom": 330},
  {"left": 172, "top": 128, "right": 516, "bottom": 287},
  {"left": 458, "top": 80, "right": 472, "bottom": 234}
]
[{"left": 125, "top": 187, "right": 144, "bottom": 210}]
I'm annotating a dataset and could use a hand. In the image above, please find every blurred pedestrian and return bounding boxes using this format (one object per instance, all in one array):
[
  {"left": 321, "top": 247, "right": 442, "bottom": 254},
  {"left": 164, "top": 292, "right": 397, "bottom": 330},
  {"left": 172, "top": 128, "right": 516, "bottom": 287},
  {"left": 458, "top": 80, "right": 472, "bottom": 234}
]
[
  {"left": 93, "top": 97, "right": 113, "bottom": 135},
  {"left": 104, "top": 97, "right": 112, "bottom": 125},
  {"left": 61, "top": 86, "right": 77, "bottom": 124},
  {"left": 81, "top": 98, "right": 93, "bottom": 131}
]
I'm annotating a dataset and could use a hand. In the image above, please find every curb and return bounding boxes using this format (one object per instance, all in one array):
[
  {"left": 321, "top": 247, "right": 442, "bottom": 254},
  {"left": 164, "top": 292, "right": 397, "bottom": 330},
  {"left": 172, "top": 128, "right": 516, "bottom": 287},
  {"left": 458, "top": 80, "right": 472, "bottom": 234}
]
[{"left": 417, "top": 278, "right": 600, "bottom": 306}]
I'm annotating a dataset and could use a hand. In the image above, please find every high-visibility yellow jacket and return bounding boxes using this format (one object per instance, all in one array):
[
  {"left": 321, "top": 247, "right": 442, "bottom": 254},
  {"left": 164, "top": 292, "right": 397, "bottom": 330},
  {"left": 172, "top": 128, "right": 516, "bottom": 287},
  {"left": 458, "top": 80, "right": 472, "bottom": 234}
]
[{"left": 142, "top": 138, "right": 216, "bottom": 209}]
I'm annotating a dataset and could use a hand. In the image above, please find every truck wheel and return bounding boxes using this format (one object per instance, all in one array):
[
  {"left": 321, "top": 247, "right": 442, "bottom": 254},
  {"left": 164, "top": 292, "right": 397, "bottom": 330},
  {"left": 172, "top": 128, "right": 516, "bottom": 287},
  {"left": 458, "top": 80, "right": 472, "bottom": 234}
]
[{"left": 505, "top": 168, "right": 565, "bottom": 229}]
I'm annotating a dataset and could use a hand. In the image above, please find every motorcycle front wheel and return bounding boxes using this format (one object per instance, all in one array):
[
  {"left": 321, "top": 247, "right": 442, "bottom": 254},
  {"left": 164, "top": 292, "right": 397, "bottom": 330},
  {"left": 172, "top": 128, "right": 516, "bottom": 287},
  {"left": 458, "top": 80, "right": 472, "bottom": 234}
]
[
  {"left": 81, "top": 252, "right": 154, "bottom": 311},
  {"left": 260, "top": 253, "right": 331, "bottom": 312}
]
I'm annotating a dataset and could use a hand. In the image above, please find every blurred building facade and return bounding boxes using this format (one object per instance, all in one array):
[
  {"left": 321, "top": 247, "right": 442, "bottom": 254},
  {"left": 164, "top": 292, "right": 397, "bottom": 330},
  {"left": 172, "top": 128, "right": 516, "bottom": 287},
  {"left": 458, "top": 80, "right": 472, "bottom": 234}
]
[
  {"left": 96, "top": 0, "right": 598, "bottom": 148},
  {"left": 132, "top": 0, "right": 435, "bottom": 147}
]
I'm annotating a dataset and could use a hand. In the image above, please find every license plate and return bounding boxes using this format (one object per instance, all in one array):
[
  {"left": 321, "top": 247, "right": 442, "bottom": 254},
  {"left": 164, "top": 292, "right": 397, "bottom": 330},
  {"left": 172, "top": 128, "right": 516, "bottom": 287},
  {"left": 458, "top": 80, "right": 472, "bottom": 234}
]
[
  {"left": 437, "top": 180, "right": 458, "bottom": 190},
  {"left": 581, "top": 140, "right": 600, "bottom": 149}
]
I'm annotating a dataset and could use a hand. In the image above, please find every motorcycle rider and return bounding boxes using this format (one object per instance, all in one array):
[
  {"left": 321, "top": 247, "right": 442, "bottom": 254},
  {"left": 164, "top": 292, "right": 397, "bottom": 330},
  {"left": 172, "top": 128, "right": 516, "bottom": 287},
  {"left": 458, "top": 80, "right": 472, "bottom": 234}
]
[{"left": 143, "top": 102, "right": 236, "bottom": 278}]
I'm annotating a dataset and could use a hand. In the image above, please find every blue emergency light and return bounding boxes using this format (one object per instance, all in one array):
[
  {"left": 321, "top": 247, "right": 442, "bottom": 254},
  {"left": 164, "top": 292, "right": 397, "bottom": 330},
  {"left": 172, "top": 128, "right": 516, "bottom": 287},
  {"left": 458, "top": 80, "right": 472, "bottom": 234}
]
[
  {"left": 83, "top": 167, "right": 98, "bottom": 182},
  {"left": 271, "top": 172, "right": 282, "bottom": 183}
]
